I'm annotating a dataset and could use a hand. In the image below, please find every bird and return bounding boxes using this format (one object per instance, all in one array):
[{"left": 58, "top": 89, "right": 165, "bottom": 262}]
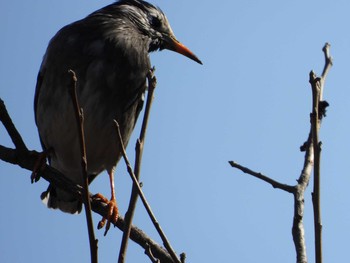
[{"left": 34, "top": 0, "right": 201, "bottom": 228}]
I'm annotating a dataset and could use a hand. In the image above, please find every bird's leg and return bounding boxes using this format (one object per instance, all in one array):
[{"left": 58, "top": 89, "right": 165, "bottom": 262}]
[
  {"left": 30, "top": 149, "right": 51, "bottom": 183},
  {"left": 92, "top": 170, "right": 119, "bottom": 236}
]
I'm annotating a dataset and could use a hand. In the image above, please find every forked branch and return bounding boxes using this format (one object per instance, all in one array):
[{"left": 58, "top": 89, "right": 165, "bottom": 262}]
[{"left": 229, "top": 43, "right": 332, "bottom": 263}]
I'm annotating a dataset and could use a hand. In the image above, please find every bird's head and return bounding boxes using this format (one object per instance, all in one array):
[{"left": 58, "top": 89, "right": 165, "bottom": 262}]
[{"left": 117, "top": 0, "right": 202, "bottom": 64}]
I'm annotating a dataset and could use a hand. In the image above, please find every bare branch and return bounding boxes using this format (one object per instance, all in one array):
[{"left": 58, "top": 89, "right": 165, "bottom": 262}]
[
  {"left": 0, "top": 99, "right": 175, "bottom": 263},
  {"left": 229, "top": 43, "right": 332, "bottom": 263},
  {"left": 0, "top": 98, "right": 27, "bottom": 151},
  {"left": 228, "top": 161, "right": 294, "bottom": 193},
  {"left": 68, "top": 69, "right": 98, "bottom": 263},
  {"left": 119, "top": 68, "right": 157, "bottom": 263},
  {"left": 115, "top": 120, "right": 181, "bottom": 263},
  {"left": 293, "top": 134, "right": 314, "bottom": 263},
  {"left": 321, "top": 43, "right": 333, "bottom": 83},
  {"left": 309, "top": 43, "right": 332, "bottom": 263}
]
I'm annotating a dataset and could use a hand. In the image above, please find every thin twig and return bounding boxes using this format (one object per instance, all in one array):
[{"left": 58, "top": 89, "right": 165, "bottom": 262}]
[
  {"left": 228, "top": 161, "right": 294, "bottom": 193},
  {"left": 115, "top": 120, "right": 181, "bottom": 263},
  {"left": 309, "top": 43, "right": 332, "bottom": 263},
  {"left": 68, "top": 69, "right": 98, "bottom": 263},
  {"left": 309, "top": 71, "right": 322, "bottom": 263},
  {"left": 320, "top": 43, "right": 333, "bottom": 100},
  {"left": 118, "top": 68, "right": 157, "bottom": 263}
]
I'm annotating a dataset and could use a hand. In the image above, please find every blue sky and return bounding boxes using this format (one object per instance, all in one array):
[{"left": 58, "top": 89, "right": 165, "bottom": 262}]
[{"left": 1, "top": 0, "right": 350, "bottom": 262}]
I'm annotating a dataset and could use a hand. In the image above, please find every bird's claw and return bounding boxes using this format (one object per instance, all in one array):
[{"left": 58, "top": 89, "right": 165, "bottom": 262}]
[
  {"left": 92, "top": 193, "right": 119, "bottom": 236},
  {"left": 30, "top": 151, "right": 49, "bottom": 183}
]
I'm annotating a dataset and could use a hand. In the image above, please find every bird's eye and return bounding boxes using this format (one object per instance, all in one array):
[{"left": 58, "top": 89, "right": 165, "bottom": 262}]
[{"left": 150, "top": 15, "right": 161, "bottom": 28}]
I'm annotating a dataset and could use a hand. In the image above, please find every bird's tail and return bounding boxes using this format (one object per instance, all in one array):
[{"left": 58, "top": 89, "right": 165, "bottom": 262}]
[{"left": 41, "top": 185, "right": 82, "bottom": 214}]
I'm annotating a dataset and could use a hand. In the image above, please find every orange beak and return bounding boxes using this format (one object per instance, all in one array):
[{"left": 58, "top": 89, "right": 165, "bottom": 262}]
[{"left": 163, "top": 35, "right": 202, "bottom": 65}]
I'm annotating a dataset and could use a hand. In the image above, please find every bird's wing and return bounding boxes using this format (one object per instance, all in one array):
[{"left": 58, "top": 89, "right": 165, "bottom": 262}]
[
  {"left": 34, "top": 69, "right": 44, "bottom": 125},
  {"left": 34, "top": 65, "right": 52, "bottom": 163}
]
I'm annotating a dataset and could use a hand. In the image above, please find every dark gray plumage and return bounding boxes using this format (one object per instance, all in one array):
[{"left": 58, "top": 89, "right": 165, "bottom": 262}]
[{"left": 34, "top": 0, "right": 201, "bottom": 215}]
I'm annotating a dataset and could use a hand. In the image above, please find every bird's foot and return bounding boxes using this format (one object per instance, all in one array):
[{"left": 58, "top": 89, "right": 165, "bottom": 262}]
[
  {"left": 30, "top": 150, "right": 49, "bottom": 183},
  {"left": 92, "top": 193, "right": 119, "bottom": 236}
]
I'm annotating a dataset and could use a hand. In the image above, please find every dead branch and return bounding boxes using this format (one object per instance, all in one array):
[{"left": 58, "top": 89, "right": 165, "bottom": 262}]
[
  {"left": 68, "top": 69, "right": 98, "bottom": 263},
  {"left": 309, "top": 42, "right": 332, "bottom": 263},
  {"left": 0, "top": 98, "right": 175, "bottom": 263},
  {"left": 119, "top": 68, "right": 157, "bottom": 263},
  {"left": 115, "top": 120, "right": 181, "bottom": 263},
  {"left": 228, "top": 43, "right": 332, "bottom": 263},
  {"left": 228, "top": 161, "right": 294, "bottom": 193}
]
